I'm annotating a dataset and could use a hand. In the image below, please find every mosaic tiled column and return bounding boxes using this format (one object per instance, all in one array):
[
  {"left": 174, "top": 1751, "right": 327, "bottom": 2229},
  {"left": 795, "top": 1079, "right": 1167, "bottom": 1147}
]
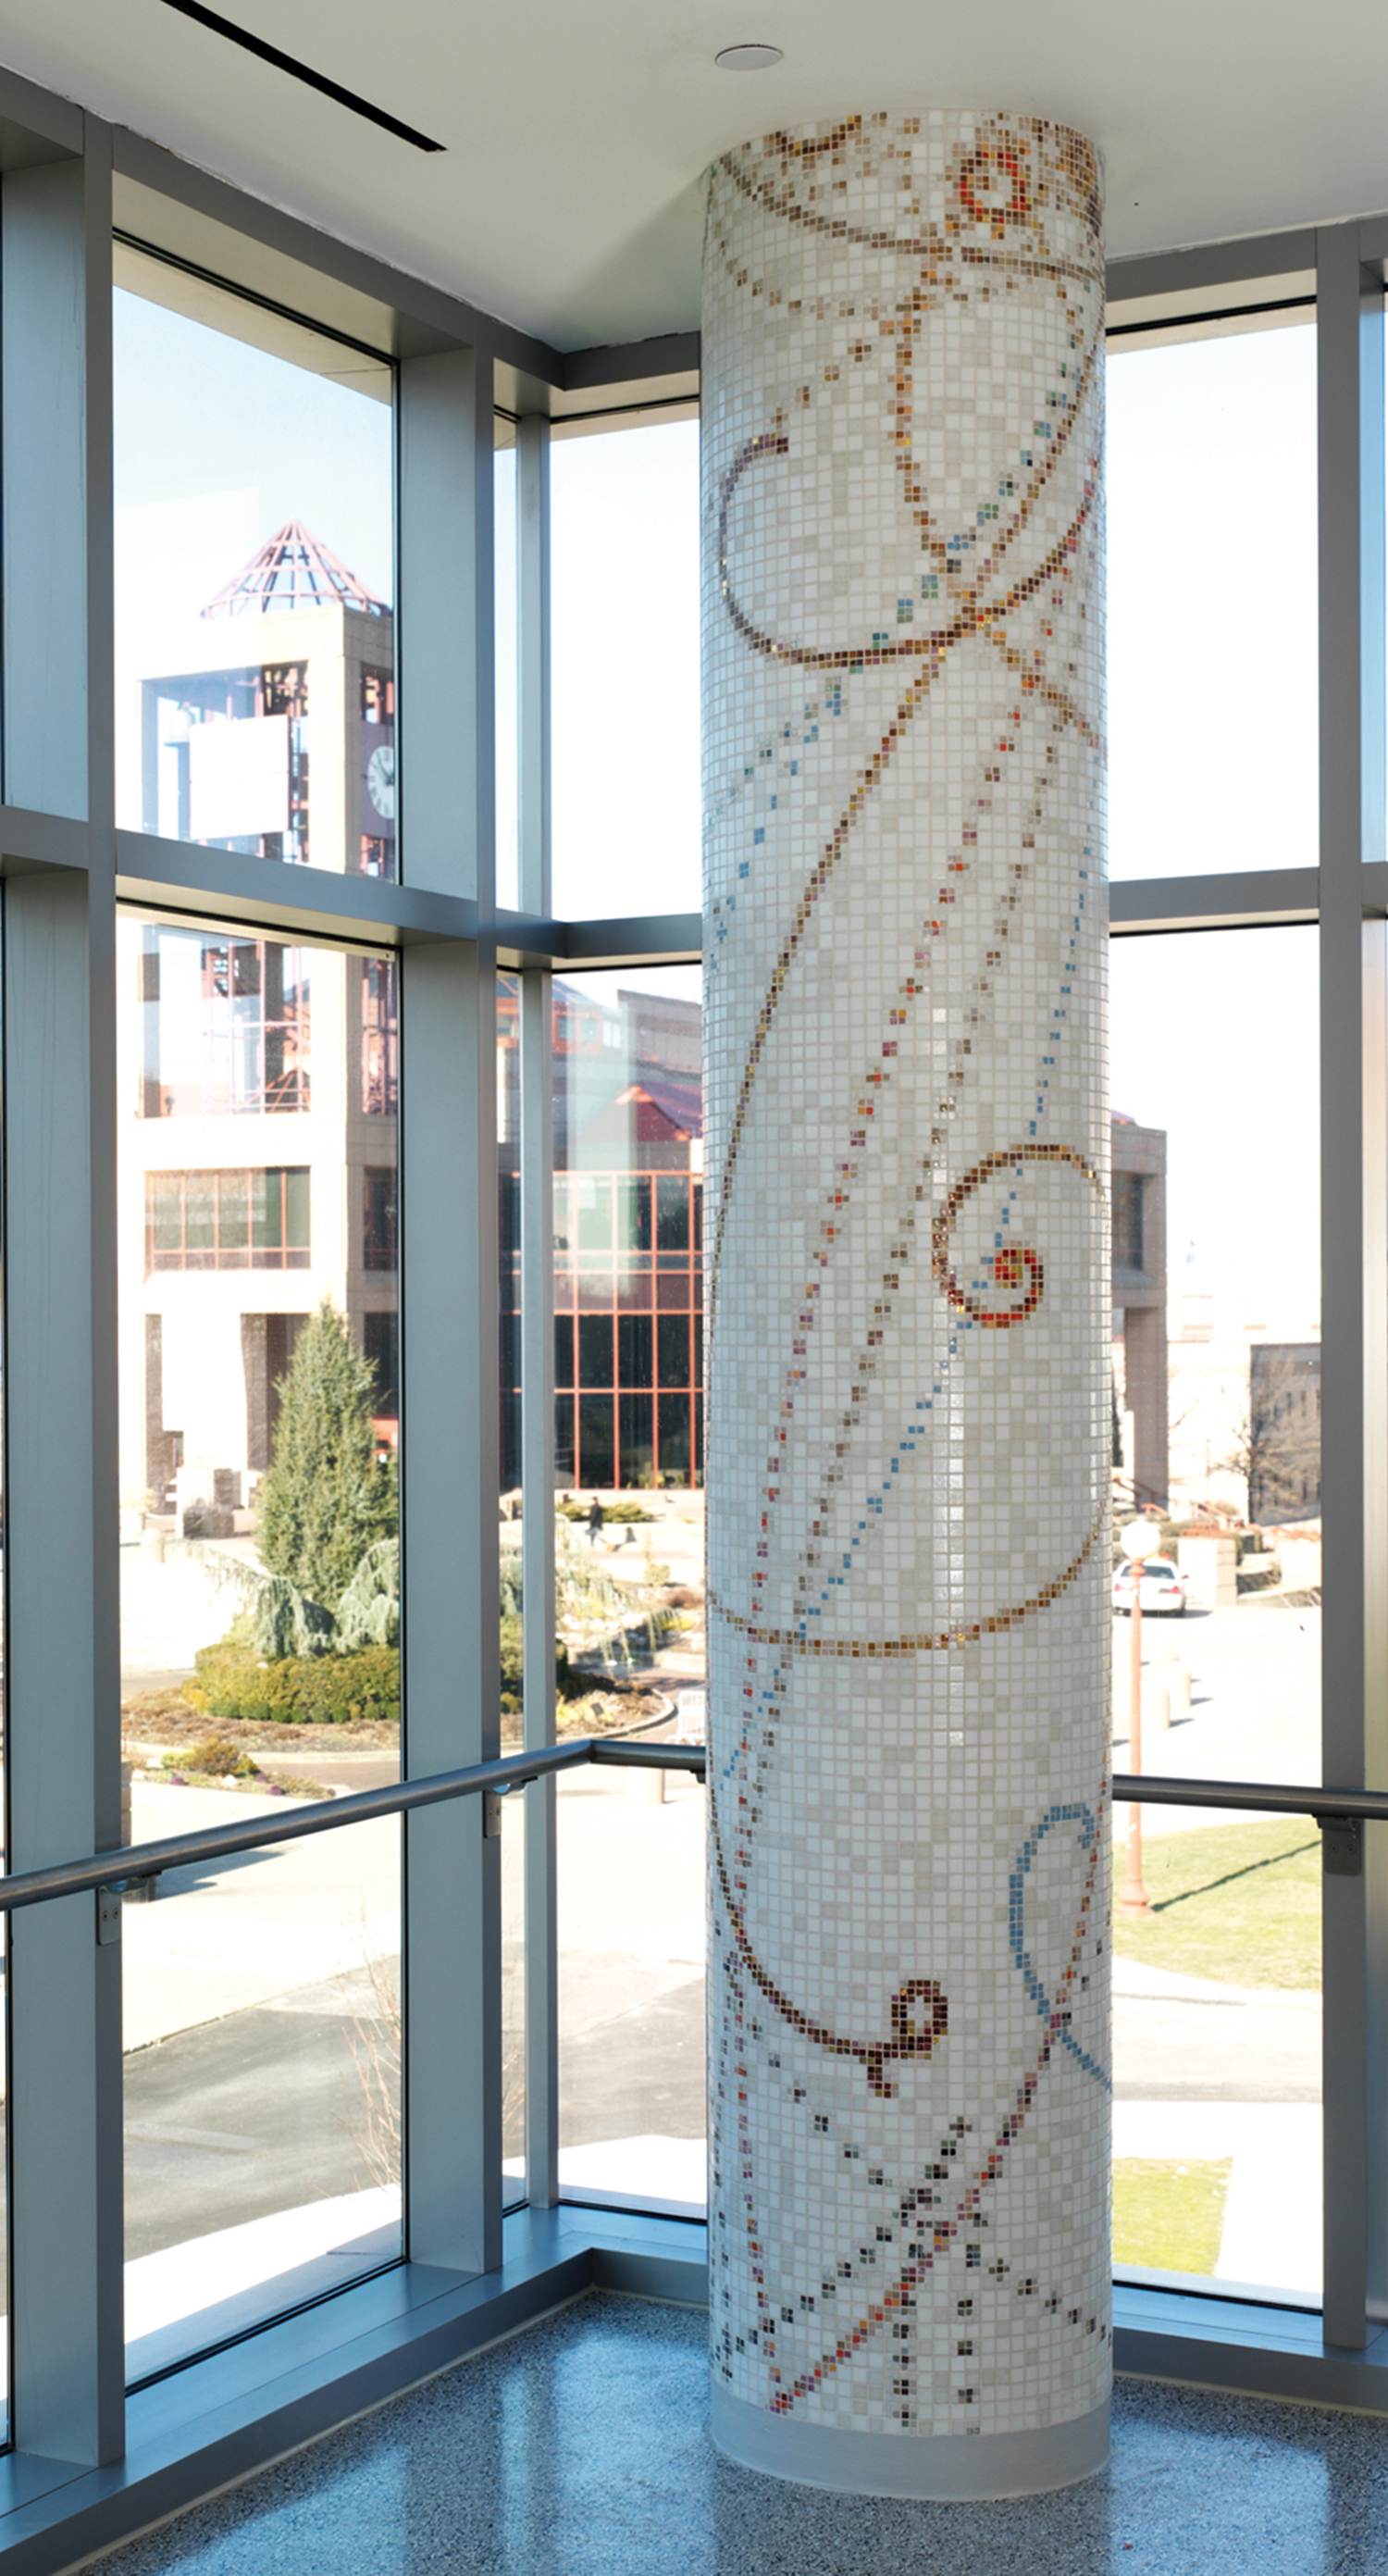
[{"left": 703, "top": 113, "right": 1109, "bottom": 2499}]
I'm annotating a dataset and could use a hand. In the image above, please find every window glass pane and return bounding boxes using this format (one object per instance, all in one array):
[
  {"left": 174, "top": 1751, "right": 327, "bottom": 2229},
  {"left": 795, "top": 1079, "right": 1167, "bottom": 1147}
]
[
  {"left": 1109, "top": 925, "right": 1320, "bottom": 1778},
  {"left": 363, "top": 1168, "right": 397, "bottom": 1272},
  {"left": 576, "top": 1179, "right": 613, "bottom": 1251},
  {"left": 495, "top": 433, "right": 520, "bottom": 912},
  {"left": 616, "top": 1178, "right": 649, "bottom": 1252},
  {"left": 551, "top": 423, "right": 700, "bottom": 917},
  {"left": 362, "top": 959, "right": 398, "bottom": 1115},
  {"left": 555, "top": 1756, "right": 707, "bottom": 2220},
  {"left": 150, "top": 1170, "right": 182, "bottom": 1256},
  {"left": 248, "top": 1168, "right": 280, "bottom": 1251},
  {"left": 284, "top": 1165, "right": 312, "bottom": 1253},
  {"left": 496, "top": 974, "right": 526, "bottom": 2209},
  {"left": 0, "top": 915, "right": 10, "bottom": 2443},
  {"left": 655, "top": 1176, "right": 689, "bottom": 1251},
  {"left": 118, "top": 910, "right": 402, "bottom": 2378},
  {"left": 656, "top": 1317, "right": 689, "bottom": 1391},
  {"left": 554, "top": 967, "right": 703, "bottom": 1501},
  {"left": 552, "top": 964, "right": 707, "bottom": 2212},
  {"left": 577, "top": 1314, "right": 613, "bottom": 1388},
  {"left": 182, "top": 1174, "right": 215, "bottom": 1255},
  {"left": 1108, "top": 323, "right": 1317, "bottom": 881},
  {"left": 501, "top": 1789, "right": 527, "bottom": 2212},
  {"left": 1110, "top": 925, "right": 1320, "bottom": 2308},
  {"left": 217, "top": 1169, "right": 249, "bottom": 1244},
  {"left": 1113, "top": 1829, "right": 1320, "bottom": 2308},
  {"left": 577, "top": 1396, "right": 615, "bottom": 1485},
  {"left": 114, "top": 250, "right": 396, "bottom": 881},
  {"left": 123, "top": 1818, "right": 402, "bottom": 2388},
  {"left": 142, "top": 927, "right": 314, "bottom": 1118}
]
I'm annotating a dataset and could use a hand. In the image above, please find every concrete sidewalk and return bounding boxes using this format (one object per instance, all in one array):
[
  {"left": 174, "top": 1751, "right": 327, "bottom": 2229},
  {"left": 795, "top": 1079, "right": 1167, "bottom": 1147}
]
[
  {"left": 1112, "top": 1593, "right": 1320, "bottom": 1836},
  {"left": 1113, "top": 2097, "right": 1321, "bottom": 2301},
  {"left": 1114, "top": 1954, "right": 1319, "bottom": 2102}
]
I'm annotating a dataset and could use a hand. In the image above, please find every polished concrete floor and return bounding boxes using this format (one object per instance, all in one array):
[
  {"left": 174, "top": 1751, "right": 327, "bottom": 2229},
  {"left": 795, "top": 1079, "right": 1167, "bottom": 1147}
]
[{"left": 93, "top": 2295, "right": 1388, "bottom": 2576}]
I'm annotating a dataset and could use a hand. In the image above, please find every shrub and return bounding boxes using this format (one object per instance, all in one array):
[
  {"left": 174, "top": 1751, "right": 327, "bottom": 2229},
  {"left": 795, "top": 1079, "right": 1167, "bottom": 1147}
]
[
  {"left": 257, "top": 1299, "right": 397, "bottom": 1612},
  {"left": 288, "top": 1648, "right": 400, "bottom": 1724},
  {"left": 501, "top": 1612, "right": 581, "bottom": 1702},
  {"left": 335, "top": 1539, "right": 401, "bottom": 1649},
  {"left": 190, "top": 1630, "right": 401, "bottom": 1726},
  {"left": 173, "top": 1734, "right": 259, "bottom": 1777}
]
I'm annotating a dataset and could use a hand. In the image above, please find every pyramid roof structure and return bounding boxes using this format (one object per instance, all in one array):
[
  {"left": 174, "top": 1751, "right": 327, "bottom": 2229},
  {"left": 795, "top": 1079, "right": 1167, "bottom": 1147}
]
[{"left": 201, "top": 519, "right": 388, "bottom": 620}]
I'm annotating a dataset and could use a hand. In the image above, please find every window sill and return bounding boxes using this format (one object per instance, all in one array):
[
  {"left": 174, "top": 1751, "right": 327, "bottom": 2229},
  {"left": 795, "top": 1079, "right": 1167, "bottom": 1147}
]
[{"left": 4, "top": 2221, "right": 1386, "bottom": 2574}]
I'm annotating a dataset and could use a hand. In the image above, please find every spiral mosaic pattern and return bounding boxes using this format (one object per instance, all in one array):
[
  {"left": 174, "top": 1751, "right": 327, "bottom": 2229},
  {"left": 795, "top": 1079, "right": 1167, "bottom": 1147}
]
[{"left": 702, "top": 111, "right": 1111, "bottom": 2487}]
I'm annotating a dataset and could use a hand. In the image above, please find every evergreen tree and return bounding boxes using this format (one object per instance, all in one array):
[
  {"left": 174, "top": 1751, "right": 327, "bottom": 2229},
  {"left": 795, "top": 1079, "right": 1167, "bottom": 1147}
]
[{"left": 257, "top": 1299, "right": 398, "bottom": 1613}]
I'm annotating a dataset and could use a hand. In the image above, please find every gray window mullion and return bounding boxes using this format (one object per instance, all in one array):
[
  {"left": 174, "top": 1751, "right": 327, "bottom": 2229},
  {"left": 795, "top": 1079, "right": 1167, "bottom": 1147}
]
[
  {"left": 1316, "top": 220, "right": 1388, "bottom": 2349},
  {"left": 397, "top": 343, "right": 502, "bottom": 2278},
  {"left": 518, "top": 403, "right": 557, "bottom": 2209},
  {"left": 520, "top": 967, "right": 557, "bottom": 2208},
  {"left": 2, "top": 121, "right": 125, "bottom": 2466}
]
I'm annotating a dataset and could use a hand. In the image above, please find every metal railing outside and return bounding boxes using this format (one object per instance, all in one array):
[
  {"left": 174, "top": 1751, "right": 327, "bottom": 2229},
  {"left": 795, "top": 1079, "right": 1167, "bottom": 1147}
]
[
  {"left": 0, "top": 1737, "right": 708, "bottom": 1913},
  {"left": 0, "top": 1746, "right": 1374, "bottom": 1916}
]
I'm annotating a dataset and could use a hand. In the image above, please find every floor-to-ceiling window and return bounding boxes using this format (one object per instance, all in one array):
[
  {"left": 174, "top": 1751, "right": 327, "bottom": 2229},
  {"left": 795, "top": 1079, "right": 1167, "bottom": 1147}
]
[
  {"left": 0, "top": 80, "right": 1382, "bottom": 2557},
  {"left": 1104, "top": 309, "right": 1327, "bottom": 2308}
]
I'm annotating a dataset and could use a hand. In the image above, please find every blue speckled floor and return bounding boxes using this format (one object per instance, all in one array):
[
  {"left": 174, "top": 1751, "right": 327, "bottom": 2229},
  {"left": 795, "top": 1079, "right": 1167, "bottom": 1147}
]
[{"left": 93, "top": 2295, "right": 1388, "bottom": 2575}]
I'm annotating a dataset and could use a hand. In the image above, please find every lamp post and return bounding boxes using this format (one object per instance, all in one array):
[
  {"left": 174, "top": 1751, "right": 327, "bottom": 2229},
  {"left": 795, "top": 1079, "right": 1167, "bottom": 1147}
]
[{"left": 1118, "top": 1519, "right": 1155, "bottom": 1918}]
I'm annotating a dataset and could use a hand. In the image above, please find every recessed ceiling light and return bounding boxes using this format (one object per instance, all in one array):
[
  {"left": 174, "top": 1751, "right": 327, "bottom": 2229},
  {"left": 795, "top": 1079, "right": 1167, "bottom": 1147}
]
[{"left": 715, "top": 42, "right": 784, "bottom": 68}]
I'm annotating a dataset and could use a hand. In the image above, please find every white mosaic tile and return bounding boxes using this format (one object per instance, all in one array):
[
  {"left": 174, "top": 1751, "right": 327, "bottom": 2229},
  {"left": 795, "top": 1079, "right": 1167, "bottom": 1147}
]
[{"left": 701, "top": 112, "right": 1110, "bottom": 2458}]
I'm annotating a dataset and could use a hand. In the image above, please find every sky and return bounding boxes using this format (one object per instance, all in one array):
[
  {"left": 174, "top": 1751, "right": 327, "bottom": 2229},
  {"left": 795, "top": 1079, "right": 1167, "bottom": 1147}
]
[
  {"left": 496, "top": 448, "right": 519, "bottom": 906},
  {"left": 549, "top": 419, "right": 702, "bottom": 921},
  {"left": 113, "top": 286, "right": 394, "bottom": 838},
  {"left": 1107, "top": 323, "right": 1319, "bottom": 885},
  {"left": 115, "top": 280, "right": 1328, "bottom": 1335},
  {"left": 1107, "top": 328, "right": 1321, "bottom": 1338},
  {"left": 547, "top": 338, "right": 1323, "bottom": 1341},
  {"left": 1109, "top": 924, "right": 1320, "bottom": 1340}
]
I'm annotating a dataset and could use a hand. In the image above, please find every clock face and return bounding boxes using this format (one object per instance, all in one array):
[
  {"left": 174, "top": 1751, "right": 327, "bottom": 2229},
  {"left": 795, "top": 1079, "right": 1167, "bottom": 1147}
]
[{"left": 366, "top": 742, "right": 396, "bottom": 821}]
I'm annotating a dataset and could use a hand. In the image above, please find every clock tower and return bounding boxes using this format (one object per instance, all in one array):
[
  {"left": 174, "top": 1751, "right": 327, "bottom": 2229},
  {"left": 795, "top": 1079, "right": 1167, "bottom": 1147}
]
[
  {"left": 139, "top": 518, "right": 397, "bottom": 879},
  {"left": 124, "top": 522, "right": 401, "bottom": 1532}
]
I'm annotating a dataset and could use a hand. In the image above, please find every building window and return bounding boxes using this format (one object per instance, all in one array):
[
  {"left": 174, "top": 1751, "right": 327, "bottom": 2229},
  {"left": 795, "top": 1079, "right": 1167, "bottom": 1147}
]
[
  {"left": 1248, "top": 1343, "right": 1322, "bottom": 1521},
  {"left": 360, "top": 667, "right": 396, "bottom": 877},
  {"left": 141, "top": 925, "right": 311, "bottom": 1117},
  {"left": 145, "top": 1167, "right": 310, "bottom": 1271},
  {"left": 549, "top": 1166, "right": 702, "bottom": 1487},
  {"left": 364, "top": 1165, "right": 399, "bottom": 1271},
  {"left": 1112, "top": 1171, "right": 1145, "bottom": 1274},
  {"left": 139, "top": 657, "right": 314, "bottom": 865},
  {"left": 362, "top": 957, "right": 399, "bottom": 1114},
  {"left": 363, "top": 1310, "right": 400, "bottom": 1421}
]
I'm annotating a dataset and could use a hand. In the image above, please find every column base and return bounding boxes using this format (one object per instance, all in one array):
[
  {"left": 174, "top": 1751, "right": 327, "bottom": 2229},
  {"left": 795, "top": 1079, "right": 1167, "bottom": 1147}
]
[{"left": 710, "top": 2384, "right": 1110, "bottom": 2500}]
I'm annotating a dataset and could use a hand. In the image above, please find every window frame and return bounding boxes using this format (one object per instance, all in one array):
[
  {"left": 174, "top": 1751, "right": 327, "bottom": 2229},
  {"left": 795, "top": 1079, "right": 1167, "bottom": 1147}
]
[{"left": 0, "top": 62, "right": 1382, "bottom": 2557}]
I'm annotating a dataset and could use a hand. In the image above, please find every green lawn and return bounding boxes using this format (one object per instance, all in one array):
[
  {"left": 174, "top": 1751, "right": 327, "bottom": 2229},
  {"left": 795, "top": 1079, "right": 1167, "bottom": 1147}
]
[
  {"left": 1112, "top": 1816, "right": 1321, "bottom": 1990},
  {"left": 1113, "top": 2158, "right": 1233, "bottom": 2274}
]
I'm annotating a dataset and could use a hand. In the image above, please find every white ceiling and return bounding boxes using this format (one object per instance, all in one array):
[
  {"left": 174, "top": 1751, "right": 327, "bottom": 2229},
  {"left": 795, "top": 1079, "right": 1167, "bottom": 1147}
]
[{"left": 2, "top": 0, "right": 1386, "bottom": 352}]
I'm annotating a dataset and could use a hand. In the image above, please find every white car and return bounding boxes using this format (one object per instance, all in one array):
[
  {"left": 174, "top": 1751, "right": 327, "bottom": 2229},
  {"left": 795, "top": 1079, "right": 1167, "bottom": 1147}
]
[{"left": 1111, "top": 1554, "right": 1186, "bottom": 1616}]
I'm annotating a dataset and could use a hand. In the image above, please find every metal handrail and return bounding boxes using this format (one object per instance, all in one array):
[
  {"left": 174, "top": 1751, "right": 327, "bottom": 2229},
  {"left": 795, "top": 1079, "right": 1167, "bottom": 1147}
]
[
  {"left": 0, "top": 1745, "right": 1372, "bottom": 1917},
  {"left": 0, "top": 1736, "right": 707, "bottom": 1914},
  {"left": 1113, "top": 1771, "right": 1386, "bottom": 1821}
]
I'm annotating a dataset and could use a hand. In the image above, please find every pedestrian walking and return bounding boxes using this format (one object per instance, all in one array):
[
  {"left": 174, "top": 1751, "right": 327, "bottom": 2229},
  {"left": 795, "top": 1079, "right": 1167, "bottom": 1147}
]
[{"left": 587, "top": 1495, "right": 605, "bottom": 1549}]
